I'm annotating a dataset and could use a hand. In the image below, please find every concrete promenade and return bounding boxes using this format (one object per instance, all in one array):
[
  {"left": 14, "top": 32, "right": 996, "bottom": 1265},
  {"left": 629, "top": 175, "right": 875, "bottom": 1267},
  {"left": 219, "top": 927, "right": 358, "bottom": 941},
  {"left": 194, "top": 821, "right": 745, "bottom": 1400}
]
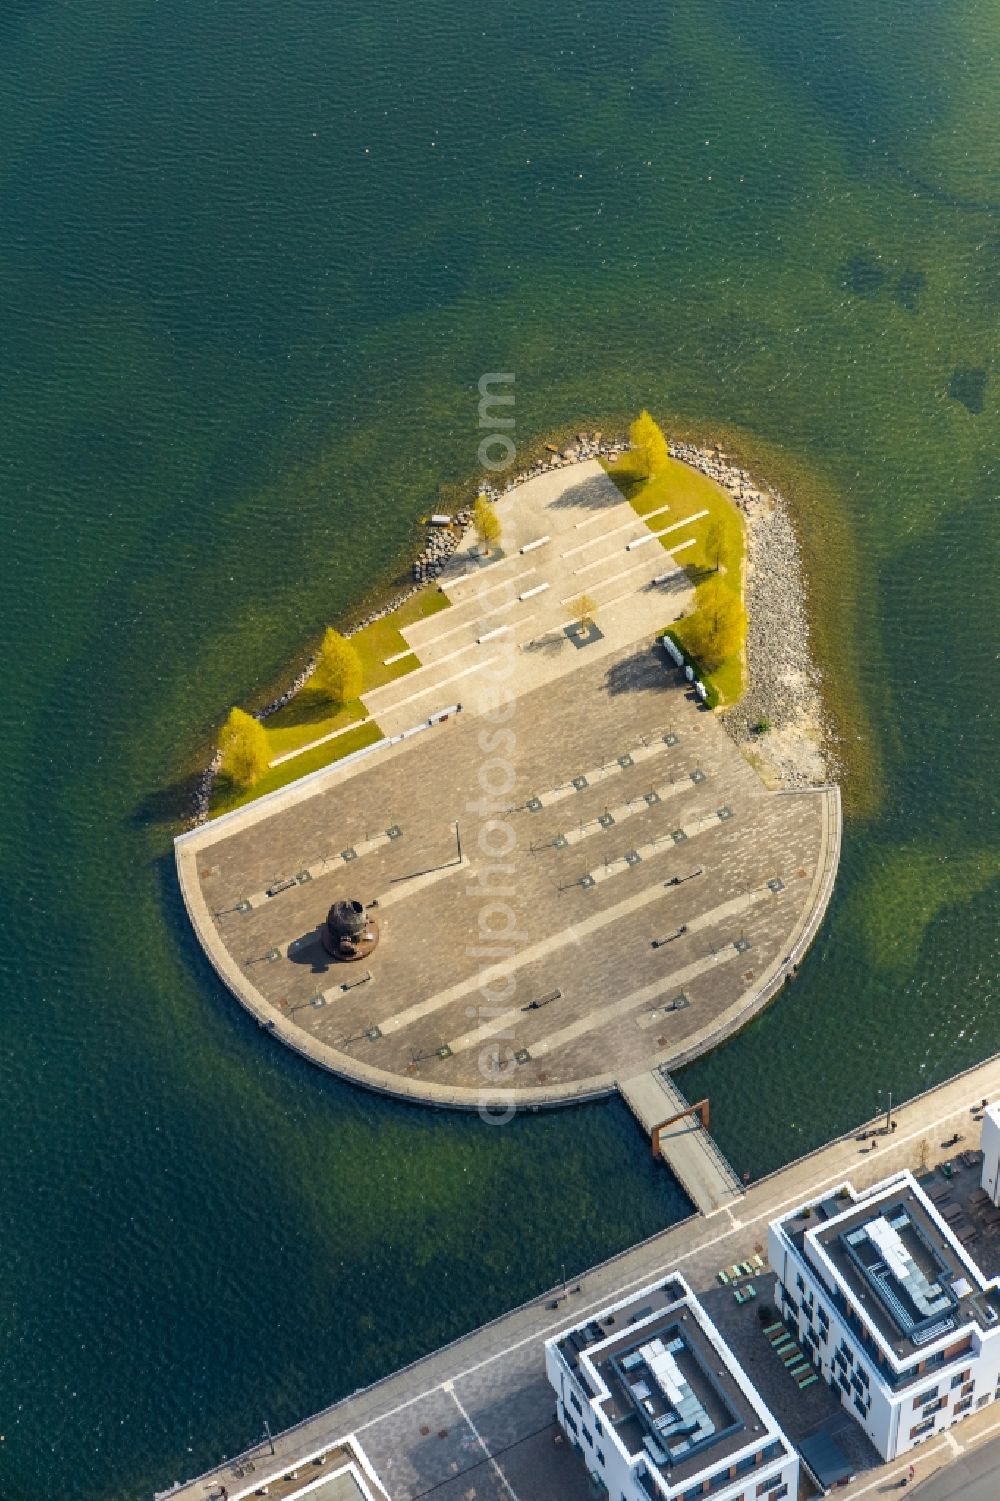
[
  {"left": 175, "top": 461, "right": 840, "bottom": 1112},
  {"left": 160, "top": 1053, "right": 1000, "bottom": 1501}
]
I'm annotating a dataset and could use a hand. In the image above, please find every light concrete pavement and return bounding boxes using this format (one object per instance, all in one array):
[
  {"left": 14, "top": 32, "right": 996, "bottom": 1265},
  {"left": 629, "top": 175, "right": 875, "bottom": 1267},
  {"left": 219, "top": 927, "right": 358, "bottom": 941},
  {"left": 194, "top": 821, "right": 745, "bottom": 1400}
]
[{"left": 910, "top": 1430, "right": 1000, "bottom": 1498}]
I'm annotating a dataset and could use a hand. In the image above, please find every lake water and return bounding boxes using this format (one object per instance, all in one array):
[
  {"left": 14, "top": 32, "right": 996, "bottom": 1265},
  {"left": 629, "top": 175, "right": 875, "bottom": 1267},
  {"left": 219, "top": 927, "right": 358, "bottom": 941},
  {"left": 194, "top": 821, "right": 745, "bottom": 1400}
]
[{"left": 1, "top": 1, "right": 997, "bottom": 1496}]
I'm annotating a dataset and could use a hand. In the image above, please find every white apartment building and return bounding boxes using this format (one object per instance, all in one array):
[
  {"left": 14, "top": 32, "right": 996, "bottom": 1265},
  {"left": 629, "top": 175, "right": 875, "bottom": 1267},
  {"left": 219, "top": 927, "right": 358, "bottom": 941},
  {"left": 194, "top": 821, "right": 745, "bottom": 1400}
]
[
  {"left": 768, "top": 1170, "right": 1000, "bottom": 1462},
  {"left": 161, "top": 1435, "right": 390, "bottom": 1501},
  {"left": 545, "top": 1273, "right": 799, "bottom": 1501},
  {"left": 980, "top": 1104, "right": 1000, "bottom": 1204}
]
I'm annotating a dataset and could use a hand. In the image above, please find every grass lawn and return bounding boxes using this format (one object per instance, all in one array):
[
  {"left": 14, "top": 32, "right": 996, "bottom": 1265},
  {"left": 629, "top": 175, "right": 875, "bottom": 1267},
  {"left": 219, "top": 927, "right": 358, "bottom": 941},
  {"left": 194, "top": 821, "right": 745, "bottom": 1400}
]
[
  {"left": 208, "top": 585, "right": 450, "bottom": 819},
  {"left": 210, "top": 720, "right": 384, "bottom": 819},
  {"left": 252, "top": 585, "right": 451, "bottom": 762},
  {"left": 604, "top": 452, "right": 746, "bottom": 704}
]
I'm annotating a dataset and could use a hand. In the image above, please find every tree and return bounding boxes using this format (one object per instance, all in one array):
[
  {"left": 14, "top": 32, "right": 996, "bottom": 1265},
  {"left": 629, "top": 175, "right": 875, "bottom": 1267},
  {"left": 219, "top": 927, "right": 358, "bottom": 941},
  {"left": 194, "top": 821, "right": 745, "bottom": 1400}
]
[
  {"left": 628, "top": 409, "right": 669, "bottom": 479},
  {"left": 570, "top": 593, "right": 597, "bottom": 625},
  {"left": 313, "top": 627, "right": 364, "bottom": 706},
  {"left": 219, "top": 707, "right": 270, "bottom": 789},
  {"left": 683, "top": 576, "right": 745, "bottom": 670},
  {"left": 704, "top": 516, "right": 726, "bottom": 572},
  {"left": 474, "top": 494, "right": 502, "bottom": 555}
]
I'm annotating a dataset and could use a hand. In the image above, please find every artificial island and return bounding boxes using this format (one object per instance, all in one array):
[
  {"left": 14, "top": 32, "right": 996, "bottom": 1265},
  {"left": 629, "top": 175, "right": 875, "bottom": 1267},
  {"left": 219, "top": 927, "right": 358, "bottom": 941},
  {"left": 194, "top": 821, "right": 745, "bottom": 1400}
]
[
  {"left": 176, "top": 435, "right": 840, "bottom": 1194},
  {"left": 163, "top": 426, "right": 1000, "bottom": 1501}
]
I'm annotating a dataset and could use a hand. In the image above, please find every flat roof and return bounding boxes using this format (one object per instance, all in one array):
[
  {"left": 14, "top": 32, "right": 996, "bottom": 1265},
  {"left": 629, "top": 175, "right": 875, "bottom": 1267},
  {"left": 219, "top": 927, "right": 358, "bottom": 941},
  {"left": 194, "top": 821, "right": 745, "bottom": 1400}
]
[
  {"left": 785, "top": 1177, "right": 1000, "bottom": 1365},
  {"left": 799, "top": 1429, "right": 855, "bottom": 1488},
  {"left": 555, "top": 1277, "right": 785, "bottom": 1488},
  {"left": 294, "top": 1474, "right": 374, "bottom": 1501}
]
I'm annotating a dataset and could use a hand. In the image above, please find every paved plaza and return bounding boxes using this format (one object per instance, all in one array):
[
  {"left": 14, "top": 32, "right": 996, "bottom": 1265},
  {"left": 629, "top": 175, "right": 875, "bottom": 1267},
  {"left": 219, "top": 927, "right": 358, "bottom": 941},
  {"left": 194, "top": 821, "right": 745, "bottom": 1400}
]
[{"left": 176, "top": 462, "right": 839, "bottom": 1107}]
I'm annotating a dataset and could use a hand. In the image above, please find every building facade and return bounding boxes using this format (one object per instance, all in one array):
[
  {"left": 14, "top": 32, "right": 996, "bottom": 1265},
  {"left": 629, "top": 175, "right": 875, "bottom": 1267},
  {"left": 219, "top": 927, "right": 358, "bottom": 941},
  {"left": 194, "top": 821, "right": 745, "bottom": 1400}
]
[
  {"left": 545, "top": 1274, "right": 799, "bottom": 1501},
  {"left": 980, "top": 1105, "right": 1000, "bottom": 1205},
  {"left": 768, "top": 1170, "right": 1000, "bottom": 1462}
]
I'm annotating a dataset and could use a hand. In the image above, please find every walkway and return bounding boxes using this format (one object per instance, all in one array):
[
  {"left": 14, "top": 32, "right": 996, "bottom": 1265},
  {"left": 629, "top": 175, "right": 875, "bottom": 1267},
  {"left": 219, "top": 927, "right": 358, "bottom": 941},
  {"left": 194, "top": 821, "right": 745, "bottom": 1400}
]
[
  {"left": 158, "top": 1052, "right": 1000, "bottom": 1501},
  {"left": 618, "top": 1067, "right": 744, "bottom": 1214}
]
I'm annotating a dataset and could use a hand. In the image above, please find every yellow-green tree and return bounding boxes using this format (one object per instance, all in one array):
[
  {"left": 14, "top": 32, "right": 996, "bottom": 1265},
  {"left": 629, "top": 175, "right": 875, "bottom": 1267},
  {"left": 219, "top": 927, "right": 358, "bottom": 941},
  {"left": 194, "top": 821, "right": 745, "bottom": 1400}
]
[
  {"left": 474, "top": 494, "right": 502, "bottom": 555},
  {"left": 628, "top": 409, "right": 669, "bottom": 478},
  {"left": 683, "top": 576, "right": 746, "bottom": 670},
  {"left": 314, "top": 627, "right": 364, "bottom": 706},
  {"left": 704, "top": 517, "right": 726, "bottom": 572},
  {"left": 218, "top": 707, "right": 270, "bottom": 788},
  {"left": 570, "top": 593, "right": 597, "bottom": 624}
]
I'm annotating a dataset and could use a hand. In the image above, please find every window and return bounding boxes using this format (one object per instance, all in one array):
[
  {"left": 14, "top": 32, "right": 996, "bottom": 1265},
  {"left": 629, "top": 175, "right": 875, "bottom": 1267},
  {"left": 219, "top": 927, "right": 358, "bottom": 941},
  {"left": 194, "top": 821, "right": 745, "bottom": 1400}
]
[
  {"left": 961, "top": 1382, "right": 974, "bottom": 1398},
  {"left": 977, "top": 1395, "right": 991, "bottom": 1409},
  {"left": 582, "top": 1425, "right": 593, "bottom": 1447},
  {"left": 910, "top": 1418, "right": 936, "bottom": 1440},
  {"left": 594, "top": 1417, "right": 603, "bottom": 1436},
  {"left": 951, "top": 1371, "right": 967, "bottom": 1390},
  {"left": 914, "top": 1386, "right": 939, "bottom": 1409},
  {"left": 564, "top": 1411, "right": 578, "bottom": 1437},
  {"left": 955, "top": 1397, "right": 973, "bottom": 1415},
  {"left": 569, "top": 1390, "right": 583, "bottom": 1415},
  {"left": 596, "top": 1447, "right": 605, "bottom": 1466},
  {"left": 854, "top": 1397, "right": 866, "bottom": 1418}
]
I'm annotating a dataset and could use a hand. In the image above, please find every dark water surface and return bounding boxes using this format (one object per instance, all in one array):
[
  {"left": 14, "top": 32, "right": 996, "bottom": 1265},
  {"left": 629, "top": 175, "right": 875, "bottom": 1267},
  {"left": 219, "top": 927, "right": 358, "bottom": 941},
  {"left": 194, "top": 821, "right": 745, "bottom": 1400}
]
[{"left": 1, "top": 2, "right": 998, "bottom": 1496}]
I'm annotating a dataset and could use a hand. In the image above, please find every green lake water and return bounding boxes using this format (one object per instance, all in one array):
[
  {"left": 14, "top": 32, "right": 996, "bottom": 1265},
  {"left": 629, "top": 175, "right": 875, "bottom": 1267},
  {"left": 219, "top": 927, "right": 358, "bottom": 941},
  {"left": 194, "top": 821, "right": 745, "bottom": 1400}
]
[{"left": 1, "top": 2, "right": 997, "bottom": 1496}]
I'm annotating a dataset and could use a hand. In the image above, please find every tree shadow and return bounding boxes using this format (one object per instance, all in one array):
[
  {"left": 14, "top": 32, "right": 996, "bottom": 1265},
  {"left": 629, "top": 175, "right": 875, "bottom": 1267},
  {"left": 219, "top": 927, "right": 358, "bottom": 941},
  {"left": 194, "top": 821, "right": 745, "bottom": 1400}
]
[
  {"left": 442, "top": 545, "right": 507, "bottom": 573},
  {"left": 522, "top": 631, "right": 568, "bottom": 657},
  {"left": 263, "top": 684, "right": 360, "bottom": 736},
  {"left": 129, "top": 772, "right": 202, "bottom": 829},
  {"left": 604, "top": 468, "right": 646, "bottom": 501},
  {"left": 602, "top": 646, "right": 671, "bottom": 697},
  {"left": 640, "top": 574, "right": 688, "bottom": 598},
  {"left": 264, "top": 685, "right": 336, "bottom": 730},
  {"left": 547, "top": 473, "right": 624, "bottom": 511}
]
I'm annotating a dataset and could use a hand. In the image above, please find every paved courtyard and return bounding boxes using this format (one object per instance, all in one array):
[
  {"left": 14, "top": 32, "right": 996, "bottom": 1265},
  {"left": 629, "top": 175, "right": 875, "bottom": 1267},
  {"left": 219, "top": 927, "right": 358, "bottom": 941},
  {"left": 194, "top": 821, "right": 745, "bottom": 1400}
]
[{"left": 176, "top": 463, "right": 839, "bottom": 1106}]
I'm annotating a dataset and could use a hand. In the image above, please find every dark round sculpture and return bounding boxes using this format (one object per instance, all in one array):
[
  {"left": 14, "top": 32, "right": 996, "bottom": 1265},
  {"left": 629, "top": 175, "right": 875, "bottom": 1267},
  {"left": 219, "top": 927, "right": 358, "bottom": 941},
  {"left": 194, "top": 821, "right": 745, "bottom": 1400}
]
[{"left": 322, "top": 898, "right": 379, "bottom": 961}]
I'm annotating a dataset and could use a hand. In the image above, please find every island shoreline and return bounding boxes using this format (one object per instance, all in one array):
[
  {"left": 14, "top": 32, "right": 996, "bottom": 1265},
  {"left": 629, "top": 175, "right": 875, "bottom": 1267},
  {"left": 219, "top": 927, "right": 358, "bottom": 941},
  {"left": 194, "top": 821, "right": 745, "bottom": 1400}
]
[{"left": 190, "top": 425, "right": 840, "bottom": 824}]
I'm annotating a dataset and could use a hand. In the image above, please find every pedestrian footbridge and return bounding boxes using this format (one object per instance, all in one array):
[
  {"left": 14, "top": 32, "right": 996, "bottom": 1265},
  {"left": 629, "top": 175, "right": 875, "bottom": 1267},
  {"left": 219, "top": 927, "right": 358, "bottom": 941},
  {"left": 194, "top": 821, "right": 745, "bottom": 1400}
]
[{"left": 618, "top": 1067, "right": 744, "bottom": 1216}]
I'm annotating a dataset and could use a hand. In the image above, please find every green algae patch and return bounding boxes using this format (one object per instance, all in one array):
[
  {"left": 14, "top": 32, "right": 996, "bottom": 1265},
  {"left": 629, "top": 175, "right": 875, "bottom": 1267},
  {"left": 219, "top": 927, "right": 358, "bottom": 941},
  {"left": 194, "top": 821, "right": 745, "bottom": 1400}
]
[{"left": 851, "top": 845, "right": 1000, "bottom": 977}]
